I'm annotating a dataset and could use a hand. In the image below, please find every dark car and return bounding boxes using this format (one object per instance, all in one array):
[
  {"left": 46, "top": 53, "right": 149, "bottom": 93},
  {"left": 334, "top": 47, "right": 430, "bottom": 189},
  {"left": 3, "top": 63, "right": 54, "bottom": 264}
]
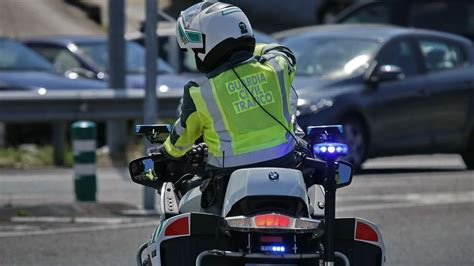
[
  {"left": 23, "top": 36, "right": 188, "bottom": 97},
  {"left": 333, "top": 0, "right": 474, "bottom": 41},
  {"left": 0, "top": 37, "right": 106, "bottom": 91},
  {"left": 275, "top": 24, "right": 474, "bottom": 169}
]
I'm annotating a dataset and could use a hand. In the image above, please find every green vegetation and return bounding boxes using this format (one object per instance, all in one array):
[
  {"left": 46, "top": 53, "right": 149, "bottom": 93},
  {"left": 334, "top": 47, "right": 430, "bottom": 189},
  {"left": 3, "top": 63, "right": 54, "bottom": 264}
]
[
  {"left": 0, "top": 142, "right": 145, "bottom": 168},
  {"left": 0, "top": 145, "right": 73, "bottom": 168},
  {"left": 16, "top": 209, "right": 32, "bottom": 217}
]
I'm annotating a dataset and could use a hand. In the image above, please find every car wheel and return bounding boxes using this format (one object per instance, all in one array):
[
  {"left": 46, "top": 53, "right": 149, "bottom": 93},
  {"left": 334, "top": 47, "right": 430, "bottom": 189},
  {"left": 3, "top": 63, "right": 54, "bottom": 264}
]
[
  {"left": 461, "top": 134, "right": 474, "bottom": 169},
  {"left": 342, "top": 116, "right": 368, "bottom": 171}
]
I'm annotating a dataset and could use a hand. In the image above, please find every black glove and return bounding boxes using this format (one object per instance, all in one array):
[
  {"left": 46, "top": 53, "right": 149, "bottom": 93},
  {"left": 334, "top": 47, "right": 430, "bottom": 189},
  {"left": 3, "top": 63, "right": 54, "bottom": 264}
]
[{"left": 185, "top": 143, "right": 208, "bottom": 165}]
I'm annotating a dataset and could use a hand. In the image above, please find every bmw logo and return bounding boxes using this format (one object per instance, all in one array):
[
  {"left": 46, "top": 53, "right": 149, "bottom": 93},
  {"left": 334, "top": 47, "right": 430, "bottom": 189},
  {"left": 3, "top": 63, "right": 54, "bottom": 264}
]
[{"left": 268, "top": 171, "right": 279, "bottom": 181}]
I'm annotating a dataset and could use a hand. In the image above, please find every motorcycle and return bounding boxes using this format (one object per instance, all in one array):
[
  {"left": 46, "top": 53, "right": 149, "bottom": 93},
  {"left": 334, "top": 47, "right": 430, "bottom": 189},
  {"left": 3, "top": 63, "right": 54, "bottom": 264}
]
[{"left": 129, "top": 124, "right": 385, "bottom": 266}]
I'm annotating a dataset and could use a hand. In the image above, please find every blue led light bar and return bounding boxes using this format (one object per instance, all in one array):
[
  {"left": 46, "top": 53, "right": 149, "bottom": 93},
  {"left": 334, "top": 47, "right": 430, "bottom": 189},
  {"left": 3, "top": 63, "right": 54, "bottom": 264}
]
[
  {"left": 313, "top": 142, "right": 348, "bottom": 157},
  {"left": 261, "top": 245, "right": 286, "bottom": 253}
]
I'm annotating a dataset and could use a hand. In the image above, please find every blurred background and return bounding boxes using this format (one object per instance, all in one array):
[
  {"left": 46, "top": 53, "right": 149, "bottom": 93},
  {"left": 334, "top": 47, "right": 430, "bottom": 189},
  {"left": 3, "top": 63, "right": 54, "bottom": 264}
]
[{"left": 0, "top": 0, "right": 473, "bottom": 265}]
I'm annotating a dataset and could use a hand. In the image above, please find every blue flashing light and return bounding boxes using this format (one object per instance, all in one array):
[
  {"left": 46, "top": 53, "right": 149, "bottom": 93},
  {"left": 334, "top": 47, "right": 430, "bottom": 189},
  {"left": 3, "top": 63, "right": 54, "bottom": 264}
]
[
  {"left": 261, "top": 245, "right": 287, "bottom": 253},
  {"left": 313, "top": 142, "right": 348, "bottom": 157}
]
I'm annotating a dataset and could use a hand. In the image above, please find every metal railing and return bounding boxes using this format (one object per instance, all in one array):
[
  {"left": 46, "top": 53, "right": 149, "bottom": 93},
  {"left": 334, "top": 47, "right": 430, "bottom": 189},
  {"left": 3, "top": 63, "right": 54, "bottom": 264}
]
[{"left": 0, "top": 89, "right": 181, "bottom": 165}]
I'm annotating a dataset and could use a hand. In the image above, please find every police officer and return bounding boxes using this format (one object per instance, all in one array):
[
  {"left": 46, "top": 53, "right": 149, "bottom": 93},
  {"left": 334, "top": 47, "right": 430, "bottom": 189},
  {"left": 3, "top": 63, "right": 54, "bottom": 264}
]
[{"left": 163, "top": 0, "right": 300, "bottom": 211}]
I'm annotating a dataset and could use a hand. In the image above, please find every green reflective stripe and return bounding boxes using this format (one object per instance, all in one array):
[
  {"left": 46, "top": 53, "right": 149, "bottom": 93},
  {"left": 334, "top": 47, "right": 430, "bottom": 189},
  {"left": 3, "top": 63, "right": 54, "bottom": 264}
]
[
  {"left": 186, "top": 30, "right": 202, "bottom": 43},
  {"left": 177, "top": 22, "right": 189, "bottom": 43},
  {"left": 152, "top": 223, "right": 163, "bottom": 243},
  {"left": 201, "top": 80, "right": 233, "bottom": 159},
  {"left": 207, "top": 138, "right": 294, "bottom": 167},
  {"left": 266, "top": 58, "right": 291, "bottom": 125}
]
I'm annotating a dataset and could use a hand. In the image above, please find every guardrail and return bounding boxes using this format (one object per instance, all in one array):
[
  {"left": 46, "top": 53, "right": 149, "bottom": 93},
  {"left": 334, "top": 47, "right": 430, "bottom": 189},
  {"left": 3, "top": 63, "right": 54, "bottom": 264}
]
[{"left": 0, "top": 89, "right": 182, "bottom": 165}]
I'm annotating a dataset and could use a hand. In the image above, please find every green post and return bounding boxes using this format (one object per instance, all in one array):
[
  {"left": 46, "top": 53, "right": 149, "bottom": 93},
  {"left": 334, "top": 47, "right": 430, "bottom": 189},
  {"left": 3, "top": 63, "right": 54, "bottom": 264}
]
[{"left": 71, "top": 121, "right": 97, "bottom": 201}]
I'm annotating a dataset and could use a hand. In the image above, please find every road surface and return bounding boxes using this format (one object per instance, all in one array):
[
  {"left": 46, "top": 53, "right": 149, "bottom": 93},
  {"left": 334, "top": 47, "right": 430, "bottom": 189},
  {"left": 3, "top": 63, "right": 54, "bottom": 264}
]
[{"left": 0, "top": 155, "right": 473, "bottom": 265}]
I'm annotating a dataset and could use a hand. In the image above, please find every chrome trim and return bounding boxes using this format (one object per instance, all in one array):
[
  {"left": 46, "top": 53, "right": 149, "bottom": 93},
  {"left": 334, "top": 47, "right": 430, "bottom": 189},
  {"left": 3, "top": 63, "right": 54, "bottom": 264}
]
[{"left": 335, "top": 251, "right": 350, "bottom": 266}]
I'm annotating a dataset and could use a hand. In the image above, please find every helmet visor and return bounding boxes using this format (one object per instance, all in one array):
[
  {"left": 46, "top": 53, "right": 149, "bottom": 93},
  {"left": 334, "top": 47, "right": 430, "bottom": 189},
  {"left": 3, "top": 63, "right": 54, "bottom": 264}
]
[
  {"left": 176, "top": 2, "right": 214, "bottom": 50},
  {"left": 176, "top": 18, "right": 204, "bottom": 50}
]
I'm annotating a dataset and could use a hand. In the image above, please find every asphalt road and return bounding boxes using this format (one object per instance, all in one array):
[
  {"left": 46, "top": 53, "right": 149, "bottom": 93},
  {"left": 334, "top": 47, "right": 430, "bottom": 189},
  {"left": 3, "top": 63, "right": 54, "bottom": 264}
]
[{"left": 0, "top": 154, "right": 473, "bottom": 266}]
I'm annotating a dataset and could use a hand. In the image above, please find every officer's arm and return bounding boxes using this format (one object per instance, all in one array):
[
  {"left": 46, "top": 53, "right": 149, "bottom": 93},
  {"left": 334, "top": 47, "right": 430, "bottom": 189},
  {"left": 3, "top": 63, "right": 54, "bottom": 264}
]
[
  {"left": 254, "top": 43, "right": 296, "bottom": 74},
  {"left": 163, "top": 81, "right": 203, "bottom": 158}
]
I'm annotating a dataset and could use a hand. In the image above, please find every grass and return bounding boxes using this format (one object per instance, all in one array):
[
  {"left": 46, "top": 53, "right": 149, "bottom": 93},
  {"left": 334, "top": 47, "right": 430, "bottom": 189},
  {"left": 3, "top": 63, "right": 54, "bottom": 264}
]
[
  {"left": 0, "top": 145, "right": 73, "bottom": 168},
  {"left": 0, "top": 119, "right": 175, "bottom": 168}
]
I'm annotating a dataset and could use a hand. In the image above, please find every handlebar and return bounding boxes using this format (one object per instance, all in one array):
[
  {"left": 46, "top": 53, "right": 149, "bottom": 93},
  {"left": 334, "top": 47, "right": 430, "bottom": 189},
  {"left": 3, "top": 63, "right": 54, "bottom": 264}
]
[{"left": 146, "top": 143, "right": 326, "bottom": 191}]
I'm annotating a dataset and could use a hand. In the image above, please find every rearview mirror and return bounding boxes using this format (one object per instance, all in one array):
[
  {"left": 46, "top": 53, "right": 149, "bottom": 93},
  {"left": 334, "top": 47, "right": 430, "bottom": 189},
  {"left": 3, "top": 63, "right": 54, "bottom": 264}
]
[
  {"left": 129, "top": 156, "right": 162, "bottom": 189},
  {"left": 336, "top": 160, "right": 353, "bottom": 188},
  {"left": 367, "top": 64, "right": 404, "bottom": 84}
]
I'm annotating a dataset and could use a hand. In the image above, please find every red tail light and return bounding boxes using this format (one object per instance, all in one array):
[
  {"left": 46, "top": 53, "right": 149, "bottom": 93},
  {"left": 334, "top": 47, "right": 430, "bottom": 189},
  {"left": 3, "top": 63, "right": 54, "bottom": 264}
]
[
  {"left": 260, "top": 236, "right": 283, "bottom": 243},
  {"left": 255, "top": 214, "right": 291, "bottom": 228},
  {"left": 164, "top": 216, "right": 189, "bottom": 236},
  {"left": 355, "top": 221, "right": 378, "bottom": 242}
]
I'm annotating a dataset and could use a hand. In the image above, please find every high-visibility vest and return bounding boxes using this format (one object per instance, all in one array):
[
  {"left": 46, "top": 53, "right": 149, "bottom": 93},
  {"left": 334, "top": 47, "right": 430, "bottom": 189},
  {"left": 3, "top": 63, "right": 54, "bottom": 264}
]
[{"left": 164, "top": 44, "right": 296, "bottom": 167}]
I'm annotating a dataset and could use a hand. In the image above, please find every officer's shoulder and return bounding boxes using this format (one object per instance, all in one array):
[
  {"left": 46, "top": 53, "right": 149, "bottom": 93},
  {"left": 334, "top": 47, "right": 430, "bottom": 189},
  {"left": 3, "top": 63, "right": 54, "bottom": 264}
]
[
  {"left": 184, "top": 81, "right": 199, "bottom": 90},
  {"left": 257, "top": 43, "right": 296, "bottom": 67}
]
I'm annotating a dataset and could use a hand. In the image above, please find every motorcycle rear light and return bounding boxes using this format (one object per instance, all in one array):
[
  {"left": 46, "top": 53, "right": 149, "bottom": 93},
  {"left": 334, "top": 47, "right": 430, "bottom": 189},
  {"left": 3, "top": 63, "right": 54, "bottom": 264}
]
[
  {"left": 164, "top": 216, "right": 189, "bottom": 237},
  {"left": 294, "top": 218, "right": 320, "bottom": 229},
  {"left": 260, "top": 236, "right": 283, "bottom": 243},
  {"left": 355, "top": 221, "right": 378, "bottom": 242},
  {"left": 255, "top": 214, "right": 291, "bottom": 228},
  {"left": 225, "top": 216, "right": 252, "bottom": 228}
]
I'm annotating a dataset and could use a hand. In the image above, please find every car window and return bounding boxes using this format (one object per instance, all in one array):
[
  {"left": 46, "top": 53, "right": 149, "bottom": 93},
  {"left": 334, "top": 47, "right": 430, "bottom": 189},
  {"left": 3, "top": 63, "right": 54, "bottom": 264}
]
[
  {"left": 78, "top": 41, "right": 175, "bottom": 74},
  {"left": 377, "top": 39, "right": 418, "bottom": 77},
  {"left": 283, "top": 36, "right": 379, "bottom": 79},
  {"left": 418, "top": 39, "right": 466, "bottom": 72},
  {"left": 409, "top": 2, "right": 474, "bottom": 40},
  {"left": 30, "top": 46, "right": 82, "bottom": 72},
  {"left": 339, "top": 3, "right": 391, "bottom": 24},
  {"left": 0, "top": 39, "right": 53, "bottom": 72}
]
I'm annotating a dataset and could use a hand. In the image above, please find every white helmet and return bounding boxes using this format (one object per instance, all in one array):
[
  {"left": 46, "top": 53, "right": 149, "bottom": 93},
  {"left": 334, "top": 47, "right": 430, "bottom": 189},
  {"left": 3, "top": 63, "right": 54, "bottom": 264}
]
[{"left": 176, "top": 0, "right": 255, "bottom": 72}]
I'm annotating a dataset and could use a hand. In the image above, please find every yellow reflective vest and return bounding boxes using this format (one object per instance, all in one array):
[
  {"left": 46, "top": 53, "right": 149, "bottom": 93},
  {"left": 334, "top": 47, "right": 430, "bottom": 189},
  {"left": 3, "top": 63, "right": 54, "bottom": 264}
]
[{"left": 164, "top": 43, "right": 297, "bottom": 167}]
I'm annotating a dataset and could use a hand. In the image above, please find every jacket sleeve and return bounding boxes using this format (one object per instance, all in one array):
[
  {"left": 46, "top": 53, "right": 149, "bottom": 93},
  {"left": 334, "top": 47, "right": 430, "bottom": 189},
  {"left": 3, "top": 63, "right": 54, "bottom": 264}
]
[{"left": 163, "top": 81, "right": 203, "bottom": 158}]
